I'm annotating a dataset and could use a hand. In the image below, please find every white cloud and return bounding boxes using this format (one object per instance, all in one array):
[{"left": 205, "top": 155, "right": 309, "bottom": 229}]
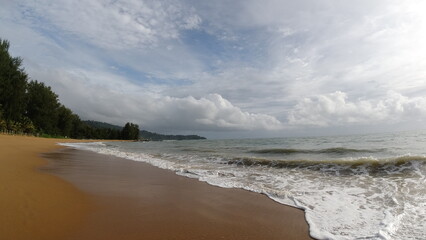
[
  {"left": 160, "top": 0, "right": 426, "bottom": 117},
  {"left": 17, "top": 0, "right": 201, "bottom": 49},
  {"left": 3, "top": 0, "right": 426, "bottom": 137},
  {"left": 288, "top": 91, "right": 426, "bottom": 127},
  {"left": 145, "top": 94, "right": 283, "bottom": 131},
  {"left": 31, "top": 67, "right": 282, "bottom": 132}
]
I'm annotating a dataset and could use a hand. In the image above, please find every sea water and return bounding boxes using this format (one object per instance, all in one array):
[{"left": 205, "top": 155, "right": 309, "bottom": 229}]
[{"left": 61, "top": 131, "right": 426, "bottom": 240}]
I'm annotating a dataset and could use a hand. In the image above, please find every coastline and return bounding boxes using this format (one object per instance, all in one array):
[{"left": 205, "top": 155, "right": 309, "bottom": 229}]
[{"left": 1, "top": 134, "right": 313, "bottom": 239}]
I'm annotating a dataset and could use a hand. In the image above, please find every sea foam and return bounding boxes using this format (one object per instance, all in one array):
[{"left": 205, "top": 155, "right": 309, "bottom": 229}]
[{"left": 59, "top": 133, "right": 426, "bottom": 240}]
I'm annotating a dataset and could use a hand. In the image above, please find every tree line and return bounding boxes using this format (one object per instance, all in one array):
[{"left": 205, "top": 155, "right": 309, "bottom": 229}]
[
  {"left": 139, "top": 130, "right": 206, "bottom": 141},
  {"left": 84, "top": 120, "right": 207, "bottom": 141},
  {"left": 0, "top": 38, "right": 139, "bottom": 140}
]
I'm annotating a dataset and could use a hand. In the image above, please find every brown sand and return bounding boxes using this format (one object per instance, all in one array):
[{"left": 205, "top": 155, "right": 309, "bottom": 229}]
[
  {"left": 0, "top": 134, "right": 91, "bottom": 240},
  {"left": 0, "top": 134, "right": 313, "bottom": 240},
  {"left": 43, "top": 148, "right": 313, "bottom": 240}
]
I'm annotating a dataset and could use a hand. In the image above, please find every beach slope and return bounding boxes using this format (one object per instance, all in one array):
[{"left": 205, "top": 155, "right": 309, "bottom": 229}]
[
  {"left": 43, "top": 148, "right": 313, "bottom": 240},
  {"left": 1, "top": 134, "right": 312, "bottom": 239}
]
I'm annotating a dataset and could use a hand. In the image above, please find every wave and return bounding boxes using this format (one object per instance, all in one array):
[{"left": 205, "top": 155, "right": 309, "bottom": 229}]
[
  {"left": 251, "top": 147, "right": 384, "bottom": 155},
  {"left": 180, "top": 148, "right": 217, "bottom": 153},
  {"left": 228, "top": 155, "right": 426, "bottom": 176}
]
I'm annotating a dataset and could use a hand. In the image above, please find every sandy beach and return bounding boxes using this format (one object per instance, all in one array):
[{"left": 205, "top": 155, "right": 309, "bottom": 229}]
[
  {"left": 0, "top": 134, "right": 91, "bottom": 240},
  {"left": 1, "top": 134, "right": 312, "bottom": 240}
]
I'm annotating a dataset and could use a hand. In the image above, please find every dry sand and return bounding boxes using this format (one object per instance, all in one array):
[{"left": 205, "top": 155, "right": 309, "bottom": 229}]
[
  {"left": 0, "top": 134, "right": 91, "bottom": 240},
  {"left": 1, "top": 134, "right": 313, "bottom": 240}
]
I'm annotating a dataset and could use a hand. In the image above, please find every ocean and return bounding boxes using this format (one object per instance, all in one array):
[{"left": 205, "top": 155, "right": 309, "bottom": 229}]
[{"left": 62, "top": 130, "right": 426, "bottom": 240}]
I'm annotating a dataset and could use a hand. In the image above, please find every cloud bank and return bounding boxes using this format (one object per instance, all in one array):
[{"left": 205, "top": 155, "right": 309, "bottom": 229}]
[
  {"left": 289, "top": 91, "right": 426, "bottom": 127},
  {"left": 31, "top": 68, "right": 282, "bottom": 132},
  {"left": 1, "top": 0, "right": 426, "bottom": 137}
]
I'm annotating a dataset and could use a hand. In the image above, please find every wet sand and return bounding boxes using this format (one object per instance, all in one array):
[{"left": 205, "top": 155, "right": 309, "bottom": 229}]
[
  {"left": 0, "top": 134, "right": 313, "bottom": 239},
  {"left": 42, "top": 148, "right": 313, "bottom": 240}
]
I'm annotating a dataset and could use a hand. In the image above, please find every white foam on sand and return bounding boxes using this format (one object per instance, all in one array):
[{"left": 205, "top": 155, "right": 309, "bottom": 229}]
[{"left": 60, "top": 142, "right": 426, "bottom": 240}]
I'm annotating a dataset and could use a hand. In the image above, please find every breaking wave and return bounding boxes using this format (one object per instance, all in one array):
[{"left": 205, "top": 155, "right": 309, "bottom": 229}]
[
  {"left": 251, "top": 147, "right": 384, "bottom": 155},
  {"left": 228, "top": 155, "right": 426, "bottom": 176},
  {"left": 60, "top": 131, "right": 426, "bottom": 240}
]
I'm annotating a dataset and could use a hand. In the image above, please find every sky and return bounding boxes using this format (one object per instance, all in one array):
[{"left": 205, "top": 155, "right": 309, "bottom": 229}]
[{"left": 1, "top": 0, "right": 426, "bottom": 138}]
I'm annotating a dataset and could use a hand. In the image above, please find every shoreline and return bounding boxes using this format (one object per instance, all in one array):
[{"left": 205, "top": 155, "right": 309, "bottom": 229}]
[
  {"left": 1, "top": 134, "right": 313, "bottom": 239},
  {"left": 42, "top": 148, "right": 313, "bottom": 240}
]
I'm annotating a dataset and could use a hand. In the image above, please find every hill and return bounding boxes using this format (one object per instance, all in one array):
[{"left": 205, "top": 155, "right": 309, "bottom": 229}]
[{"left": 83, "top": 121, "right": 206, "bottom": 141}]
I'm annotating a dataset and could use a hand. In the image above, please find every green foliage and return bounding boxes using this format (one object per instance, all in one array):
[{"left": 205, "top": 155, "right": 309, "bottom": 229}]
[
  {"left": 26, "top": 80, "right": 61, "bottom": 135},
  {"left": 83, "top": 120, "right": 122, "bottom": 130},
  {"left": 81, "top": 120, "right": 121, "bottom": 139},
  {"left": 38, "top": 133, "right": 68, "bottom": 139},
  {"left": 69, "top": 114, "right": 88, "bottom": 139},
  {"left": 57, "top": 105, "right": 74, "bottom": 137},
  {"left": 0, "top": 121, "right": 6, "bottom": 132},
  {"left": 6, "top": 120, "right": 20, "bottom": 133},
  {"left": 139, "top": 130, "right": 206, "bottom": 141},
  {"left": 19, "top": 116, "right": 36, "bottom": 134},
  {"left": 0, "top": 39, "right": 28, "bottom": 121},
  {"left": 0, "top": 38, "right": 115, "bottom": 139},
  {"left": 0, "top": 107, "right": 4, "bottom": 131},
  {"left": 0, "top": 118, "right": 6, "bottom": 131},
  {"left": 121, "top": 122, "right": 139, "bottom": 140}
]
